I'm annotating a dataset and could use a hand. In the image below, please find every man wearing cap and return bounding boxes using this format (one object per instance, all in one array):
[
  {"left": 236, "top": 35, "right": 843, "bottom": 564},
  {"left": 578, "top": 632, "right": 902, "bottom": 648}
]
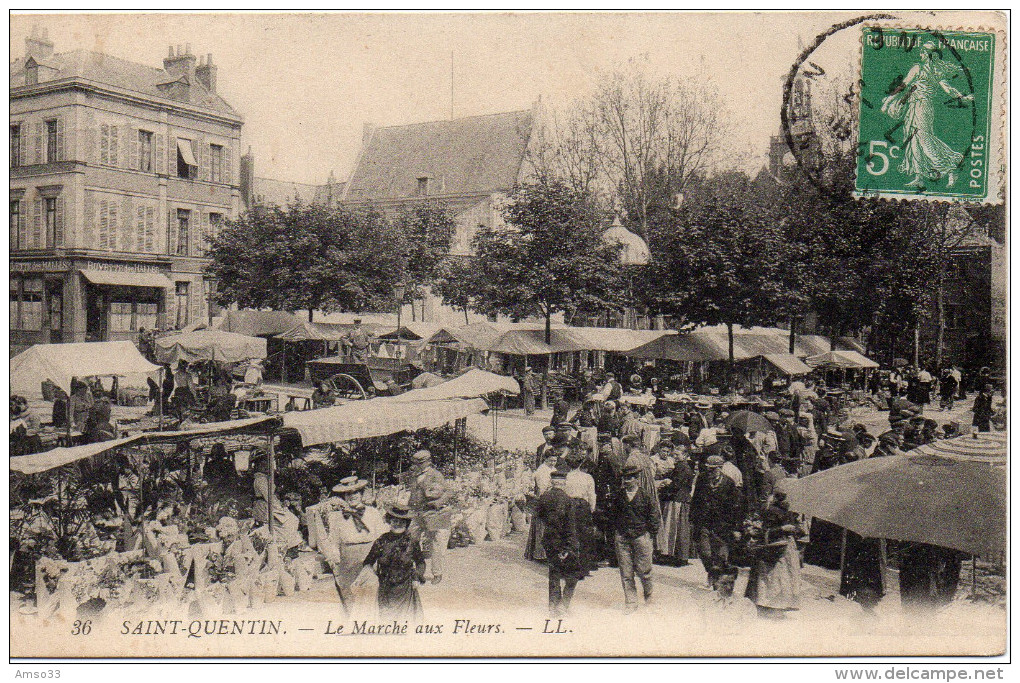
[
  {"left": 536, "top": 469, "right": 587, "bottom": 615},
  {"left": 691, "top": 454, "right": 742, "bottom": 589},
  {"left": 344, "top": 319, "right": 373, "bottom": 363},
  {"left": 405, "top": 450, "right": 452, "bottom": 584},
  {"left": 610, "top": 463, "right": 661, "bottom": 612},
  {"left": 526, "top": 449, "right": 560, "bottom": 562},
  {"left": 550, "top": 390, "right": 572, "bottom": 427},
  {"left": 688, "top": 403, "right": 712, "bottom": 444}
]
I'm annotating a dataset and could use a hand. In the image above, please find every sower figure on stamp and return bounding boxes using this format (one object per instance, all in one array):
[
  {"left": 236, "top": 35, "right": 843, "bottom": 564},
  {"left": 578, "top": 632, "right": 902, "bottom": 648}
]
[
  {"left": 405, "top": 449, "right": 452, "bottom": 584},
  {"left": 881, "top": 40, "right": 973, "bottom": 189},
  {"left": 610, "top": 463, "right": 661, "bottom": 613}
]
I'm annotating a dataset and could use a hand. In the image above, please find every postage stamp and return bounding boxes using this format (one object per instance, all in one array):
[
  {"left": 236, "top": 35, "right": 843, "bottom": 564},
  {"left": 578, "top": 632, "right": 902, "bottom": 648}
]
[{"left": 855, "top": 26, "right": 1003, "bottom": 204}]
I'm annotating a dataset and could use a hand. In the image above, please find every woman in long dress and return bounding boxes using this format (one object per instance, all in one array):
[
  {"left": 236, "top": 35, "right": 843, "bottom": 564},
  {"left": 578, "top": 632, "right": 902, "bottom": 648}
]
[
  {"left": 355, "top": 505, "right": 426, "bottom": 621},
  {"left": 656, "top": 446, "right": 694, "bottom": 566},
  {"left": 882, "top": 41, "right": 974, "bottom": 188},
  {"left": 745, "top": 492, "right": 802, "bottom": 617}
]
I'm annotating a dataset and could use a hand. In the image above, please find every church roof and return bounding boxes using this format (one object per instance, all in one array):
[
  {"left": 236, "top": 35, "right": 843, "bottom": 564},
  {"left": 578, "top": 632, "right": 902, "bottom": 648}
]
[{"left": 344, "top": 109, "right": 534, "bottom": 201}]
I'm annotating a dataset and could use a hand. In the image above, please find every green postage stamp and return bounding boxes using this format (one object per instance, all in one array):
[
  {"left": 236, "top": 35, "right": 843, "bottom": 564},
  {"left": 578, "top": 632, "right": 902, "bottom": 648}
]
[{"left": 855, "top": 25, "right": 1004, "bottom": 204}]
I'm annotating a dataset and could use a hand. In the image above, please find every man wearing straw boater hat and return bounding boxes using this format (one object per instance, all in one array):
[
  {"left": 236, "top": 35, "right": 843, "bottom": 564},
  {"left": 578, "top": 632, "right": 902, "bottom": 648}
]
[{"left": 406, "top": 449, "right": 452, "bottom": 584}]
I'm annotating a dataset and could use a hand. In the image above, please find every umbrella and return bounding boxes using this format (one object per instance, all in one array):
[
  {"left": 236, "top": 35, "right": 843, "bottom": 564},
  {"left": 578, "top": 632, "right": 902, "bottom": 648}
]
[
  {"left": 892, "top": 357, "right": 909, "bottom": 368},
  {"left": 724, "top": 409, "right": 775, "bottom": 434},
  {"left": 779, "top": 434, "right": 1006, "bottom": 556},
  {"left": 912, "top": 431, "right": 1007, "bottom": 463}
]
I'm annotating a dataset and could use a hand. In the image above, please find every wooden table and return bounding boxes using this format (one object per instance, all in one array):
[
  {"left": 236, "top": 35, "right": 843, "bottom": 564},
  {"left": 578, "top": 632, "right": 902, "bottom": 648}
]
[
  {"left": 240, "top": 395, "right": 278, "bottom": 414},
  {"left": 285, "top": 395, "right": 311, "bottom": 411}
]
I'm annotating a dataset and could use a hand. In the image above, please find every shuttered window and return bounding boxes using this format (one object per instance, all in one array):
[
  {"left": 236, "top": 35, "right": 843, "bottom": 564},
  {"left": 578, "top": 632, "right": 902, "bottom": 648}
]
[
  {"left": 32, "top": 199, "right": 42, "bottom": 248},
  {"left": 44, "top": 197, "right": 56, "bottom": 247},
  {"left": 10, "top": 125, "right": 21, "bottom": 168},
  {"left": 45, "top": 119, "right": 58, "bottom": 163},
  {"left": 10, "top": 200, "right": 21, "bottom": 251}
]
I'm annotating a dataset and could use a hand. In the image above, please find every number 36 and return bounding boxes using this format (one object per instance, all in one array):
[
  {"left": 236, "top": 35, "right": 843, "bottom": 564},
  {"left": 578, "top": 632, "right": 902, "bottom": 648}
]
[{"left": 865, "top": 140, "right": 901, "bottom": 176}]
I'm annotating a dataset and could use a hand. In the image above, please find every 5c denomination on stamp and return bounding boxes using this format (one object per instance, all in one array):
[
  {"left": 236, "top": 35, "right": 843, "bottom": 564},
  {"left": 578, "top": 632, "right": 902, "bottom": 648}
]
[{"left": 855, "top": 25, "right": 1003, "bottom": 204}]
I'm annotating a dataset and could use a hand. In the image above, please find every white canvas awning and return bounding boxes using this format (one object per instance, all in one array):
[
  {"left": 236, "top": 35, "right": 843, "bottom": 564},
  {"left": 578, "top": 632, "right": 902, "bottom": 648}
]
[
  {"left": 80, "top": 269, "right": 173, "bottom": 289},
  {"left": 282, "top": 396, "right": 488, "bottom": 447},
  {"left": 10, "top": 341, "right": 160, "bottom": 397},
  {"left": 177, "top": 138, "right": 197, "bottom": 167},
  {"left": 393, "top": 368, "right": 519, "bottom": 401}
]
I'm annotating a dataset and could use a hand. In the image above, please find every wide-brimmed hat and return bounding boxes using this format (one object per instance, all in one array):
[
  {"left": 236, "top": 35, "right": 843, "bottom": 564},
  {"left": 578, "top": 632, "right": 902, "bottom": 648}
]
[
  {"left": 385, "top": 504, "right": 413, "bottom": 521},
  {"left": 411, "top": 449, "right": 432, "bottom": 463},
  {"left": 695, "top": 401, "right": 712, "bottom": 410},
  {"left": 332, "top": 476, "right": 367, "bottom": 495},
  {"left": 705, "top": 455, "right": 725, "bottom": 469}
]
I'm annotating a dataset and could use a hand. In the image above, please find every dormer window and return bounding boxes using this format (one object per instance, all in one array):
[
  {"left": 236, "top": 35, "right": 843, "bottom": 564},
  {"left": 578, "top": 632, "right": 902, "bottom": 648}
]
[{"left": 25, "top": 62, "right": 38, "bottom": 86}]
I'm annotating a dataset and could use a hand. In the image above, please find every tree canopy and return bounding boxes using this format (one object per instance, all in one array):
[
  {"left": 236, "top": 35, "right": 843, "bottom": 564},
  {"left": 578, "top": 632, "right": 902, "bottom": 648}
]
[
  {"left": 206, "top": 203, "right": 408, "bottom": 320},
  {"left": 466, "top": 181, "right": 627, "bottom": 343}
]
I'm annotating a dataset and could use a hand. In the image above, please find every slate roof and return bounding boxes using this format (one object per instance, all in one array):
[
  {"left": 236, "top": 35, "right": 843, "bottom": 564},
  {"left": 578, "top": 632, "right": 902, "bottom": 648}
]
[
  {"left": 344, "top": 109, "right": 534, "bottom": 200},
  {"left": 10, "top": 49, "right": 238, "bottom": 116},
  {"left": 253, "top": 177, "right": 325, "bottom": 207}
]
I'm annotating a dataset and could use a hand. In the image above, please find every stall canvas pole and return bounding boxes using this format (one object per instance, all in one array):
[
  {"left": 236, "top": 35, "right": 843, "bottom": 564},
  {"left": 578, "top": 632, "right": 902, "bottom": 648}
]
[{"left": 267, "top": 432, "right": 276, "bottom": 535}]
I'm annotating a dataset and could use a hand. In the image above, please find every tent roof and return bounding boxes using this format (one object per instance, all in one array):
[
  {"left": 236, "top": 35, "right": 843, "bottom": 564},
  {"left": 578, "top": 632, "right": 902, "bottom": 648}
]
[
  {"left": 558, "top": 327, "right": 668, "bottom": 353},
  {"left": 281, "top": 396, "right": 488, "bottom": 447},
  {"left": 154, "top": 330, "right": 268, "bottom": 364},
  {"left": 393, "top": 368, "right": 519, "bottom": 401},
  {"left": 216, "top": 310, "right": 303, "bottom": 337},
  {"left": 805, "top": 350, "right": 879, "bottom": 369},
  {"left": 11, "top": 341, "right": 159, "bottom": 397},
  {"left": 487, "top": 329, "right": 588, "bottom": 355},
  {"left": 750, "top": 353, "right": 814, "bottom": 376},
  {"left": 9, "top": 415, "right": 278, "bottom": 475},
  {"left": 834, "top": 336, "right": 868, "bottom": 354},
  {"left": 377, "top": 323, "right": 442, "bottom": 341},
  {"left": 275, "top": 321, "right": 353, "bottom": 342}
]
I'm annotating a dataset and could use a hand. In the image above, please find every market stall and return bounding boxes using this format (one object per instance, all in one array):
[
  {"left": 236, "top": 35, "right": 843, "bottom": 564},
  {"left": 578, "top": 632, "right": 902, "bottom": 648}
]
[
  {"left": 154, "top": 330, "right": 267, "bottom": 365},
  {"left": 11, "top": 341, "right": 159, "bottom": 399}
]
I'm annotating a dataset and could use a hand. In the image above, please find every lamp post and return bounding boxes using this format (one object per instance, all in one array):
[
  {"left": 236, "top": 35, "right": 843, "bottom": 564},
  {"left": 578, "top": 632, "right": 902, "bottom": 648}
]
[{"left": 393, "top": 282, "right": 406, "bottom": 364}]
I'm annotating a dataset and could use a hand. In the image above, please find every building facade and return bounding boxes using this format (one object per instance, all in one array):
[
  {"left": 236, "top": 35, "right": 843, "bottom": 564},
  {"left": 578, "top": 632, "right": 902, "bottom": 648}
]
[{"left": 10, "top": 30, "right": 242, "bottom": 349}]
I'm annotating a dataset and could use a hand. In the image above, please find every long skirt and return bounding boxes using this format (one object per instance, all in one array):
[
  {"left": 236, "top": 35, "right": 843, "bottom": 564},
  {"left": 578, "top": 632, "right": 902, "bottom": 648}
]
[
  {"left": 656, "top": 501, "right": 691, "bottom": 562},
  {"left": 745, "top": 537, "right": 801, "bottom": 610},
  {"left": 524, "top": 517, "right": 547, "bottom": 561},
  {"left": 377, "top": 580, "right": 424, "bottom": 622},
  {"left": 803, "top": 519, "right": 842, "bottom": 570},
  {"left": 839, "top": 532, "right": 884, "bottom": 608}
]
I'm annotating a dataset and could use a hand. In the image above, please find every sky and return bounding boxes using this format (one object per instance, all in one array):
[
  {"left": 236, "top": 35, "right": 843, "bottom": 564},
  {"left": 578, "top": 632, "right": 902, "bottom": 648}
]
[{"left": 11, "top": 12, "right": 869, "bottom": 186}]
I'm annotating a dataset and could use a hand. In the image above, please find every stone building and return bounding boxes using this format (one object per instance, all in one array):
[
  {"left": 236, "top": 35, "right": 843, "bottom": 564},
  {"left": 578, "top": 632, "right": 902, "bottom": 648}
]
[{"left": 10, "top": 30, "right": 242, "bottom": 349}]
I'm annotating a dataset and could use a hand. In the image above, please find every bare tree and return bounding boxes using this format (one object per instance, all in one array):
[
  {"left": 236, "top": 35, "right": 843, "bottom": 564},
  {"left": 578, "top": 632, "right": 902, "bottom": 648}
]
[
  {"left": 524, "top": 107, "right": 604, "bottom": 201},
  {"left": 590, "top": 58, "right": 729, "bottom": 236}
]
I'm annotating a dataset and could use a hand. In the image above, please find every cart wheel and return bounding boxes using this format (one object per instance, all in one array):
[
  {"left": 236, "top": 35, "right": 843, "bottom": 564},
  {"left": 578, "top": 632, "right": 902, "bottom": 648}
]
[{"left": 330, "top": 373, "right": 368, "bottom": 400}]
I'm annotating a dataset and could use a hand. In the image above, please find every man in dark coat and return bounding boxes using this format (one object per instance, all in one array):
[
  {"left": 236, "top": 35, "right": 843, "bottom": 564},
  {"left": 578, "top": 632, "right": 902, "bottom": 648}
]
[
  {"left": 972, "top": 384, "right": 995, "bottom": 432},
  {"left": 610, "top": 464, "right": 661, "bottom": 612},
  {"left": 690, "top": 454, "right": 742, "bottom": 589},
  {"left": 537, "top": 469, "right": 586, "bottom": 615},
  {"left": 520, "top": 366, "right": 538, "bottom": 415}
]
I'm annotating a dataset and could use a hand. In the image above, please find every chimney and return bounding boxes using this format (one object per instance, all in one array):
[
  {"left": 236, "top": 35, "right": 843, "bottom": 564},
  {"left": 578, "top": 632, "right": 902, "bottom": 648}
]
[
  {"left": 25, "top": 24, "right": 54, "bottom": 61},
  {"left": 163, "top": 43, "right": 197, "bottom": 80},
  {"left": 195, "top": 52, "right": 217, "bottom": 92},
  {"left": 362, "top": 122, "right": 374, "bottom": 149}
]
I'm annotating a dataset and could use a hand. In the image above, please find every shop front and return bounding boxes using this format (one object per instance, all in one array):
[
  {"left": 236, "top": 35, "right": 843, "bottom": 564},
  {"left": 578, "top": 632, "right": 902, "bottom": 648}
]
[{"left": 80, "top": 269, "right": 172, "bottom": 343}]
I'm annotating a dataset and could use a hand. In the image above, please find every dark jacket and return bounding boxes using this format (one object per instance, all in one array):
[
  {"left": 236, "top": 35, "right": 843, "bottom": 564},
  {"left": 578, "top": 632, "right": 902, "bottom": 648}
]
[
  {"left": 610, "top": 486, "right": 661, "bottom": 539},
  {"left": 690, "top": 472, "right": 742, "bottom": 535},
  {"left": 660, "top": 459, "right": 695, "bottom": 504},
  {"left": 536, "top": 487, "right": 579, "bottom": 557},
  {"left": 973, "top": 391, "right": 994, "bottom": 421}
]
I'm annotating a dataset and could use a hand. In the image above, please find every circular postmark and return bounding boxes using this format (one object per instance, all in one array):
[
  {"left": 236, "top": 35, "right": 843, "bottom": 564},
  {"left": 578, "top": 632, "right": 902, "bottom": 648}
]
[{"left": 780, "top": 13, "right": 896, "bottom": 194}]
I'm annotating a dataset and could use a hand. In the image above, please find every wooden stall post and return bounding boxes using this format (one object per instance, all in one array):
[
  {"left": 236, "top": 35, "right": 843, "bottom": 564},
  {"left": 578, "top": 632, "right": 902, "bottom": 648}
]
[{"left": 267, "top": 432, "right": 276, "bottom": 535}]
